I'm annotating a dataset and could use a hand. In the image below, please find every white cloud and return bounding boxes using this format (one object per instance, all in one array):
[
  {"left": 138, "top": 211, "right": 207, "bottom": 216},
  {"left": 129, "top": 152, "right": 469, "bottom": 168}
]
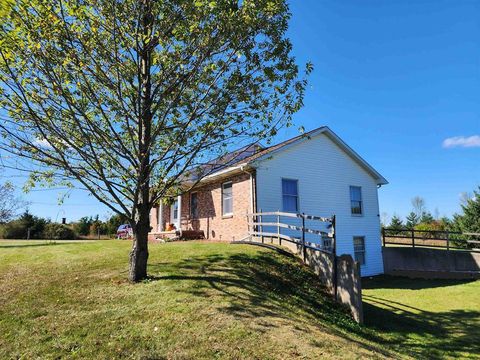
[
  {"left": 32, "top": 138, "right": 53, "bottom": 148},
  {"left": 442, "top": 135, "right": 480, "bottom": 149}
]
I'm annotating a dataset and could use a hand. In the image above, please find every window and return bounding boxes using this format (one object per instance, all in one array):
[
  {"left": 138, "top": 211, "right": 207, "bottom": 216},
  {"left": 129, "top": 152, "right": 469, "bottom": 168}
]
[
  {"left": 190, "top": 192, "right": 199, "bottom": 219},
  {"left": 282, "top": 179, "right": 299, "bottom": 212},
  {"left": 350, "top": 186, "right": 363, "bottom": 215},
  {"left": 353, "top": 236, "right": 366, "bottom": 265},
  {"left": 322, "top": 236, "right": 332, "bottom": 252},
  {"left": 170, "top": 199, "right": 178, "bottom": 223},
  {"left": 222, "top": 182, "right": 233, "bottom": 216}
]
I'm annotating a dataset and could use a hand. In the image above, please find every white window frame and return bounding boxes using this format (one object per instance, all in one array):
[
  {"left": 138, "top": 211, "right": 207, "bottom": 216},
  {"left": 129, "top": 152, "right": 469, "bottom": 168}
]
[
  {"left": 222, "top": 182, "right": 233, "bottom": 217},
  {"left": 353, "top": 236, "right": 366, "bottom": 265},
  {"left": 350, "top": 186, "right": 363, "bottom": 216},
  {"left": 170, "top": 199, "right": 179, "bottom": 224},
  {"left": 282, "top": 178, "right": 299, "bottom": 213}
]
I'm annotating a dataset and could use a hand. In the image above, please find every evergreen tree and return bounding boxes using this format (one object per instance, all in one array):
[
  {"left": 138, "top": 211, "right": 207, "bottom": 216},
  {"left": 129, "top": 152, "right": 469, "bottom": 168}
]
[
  {"left": 389, "top": 215, "right": 404, "bottom": 234},
  {"left": 405, "top": 212, "right": 419, "bottom": 229},
  {"left": 456, "top": 187, "right": 480, "bottom": 233},
  {"left": 419, "top": 211, "right": 434, "bottom": 224},
  {"left": 439, "top": 216, "right": 453, "bottom": 230}
]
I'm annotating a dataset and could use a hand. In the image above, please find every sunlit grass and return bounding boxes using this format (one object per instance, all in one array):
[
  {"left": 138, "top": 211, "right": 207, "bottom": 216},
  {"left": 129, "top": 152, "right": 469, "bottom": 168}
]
[{"left": 0, "top": 240, "right": 478, "bottom": 359}]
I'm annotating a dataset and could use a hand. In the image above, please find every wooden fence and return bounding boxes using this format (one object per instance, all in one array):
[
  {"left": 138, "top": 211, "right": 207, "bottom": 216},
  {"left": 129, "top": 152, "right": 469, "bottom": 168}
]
[
  {"left": 245, "top": 210, "right": 336, "bottom": 259},
  {"left": 382, "top": 228, "right": 480, "bottom": 253},
  {"left": 243, "top": 211, "right": 336, "bottom": 295}
]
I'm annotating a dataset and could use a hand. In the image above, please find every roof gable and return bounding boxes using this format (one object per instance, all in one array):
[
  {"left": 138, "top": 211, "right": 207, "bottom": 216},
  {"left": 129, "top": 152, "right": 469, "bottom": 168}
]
[{"left": 249, "top": 126, "right": 388, "bottom": 185}]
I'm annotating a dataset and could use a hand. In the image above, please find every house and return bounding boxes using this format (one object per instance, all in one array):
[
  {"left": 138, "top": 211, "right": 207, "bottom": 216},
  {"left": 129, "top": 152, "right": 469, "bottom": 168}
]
[{"left": 149, "top": 126, "right": 388, "bottom": 276}]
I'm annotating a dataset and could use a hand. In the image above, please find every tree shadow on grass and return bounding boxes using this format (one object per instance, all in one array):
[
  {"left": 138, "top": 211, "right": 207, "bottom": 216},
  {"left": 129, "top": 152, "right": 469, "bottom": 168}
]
[
  {"left": 363, "top": 275, "right": 479, "bottom": 358},
  {"left": 147, "top": 247, "right": 395, "bottom": 357},
  {"left": 363, "top": 294, "right": 480, "bottom": 359}
]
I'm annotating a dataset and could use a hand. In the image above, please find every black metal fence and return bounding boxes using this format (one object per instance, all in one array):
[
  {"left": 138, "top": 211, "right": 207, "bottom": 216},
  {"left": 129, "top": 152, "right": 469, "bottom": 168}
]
[{"left": 382, "top": 228, "right": 480, "bottom": 252}]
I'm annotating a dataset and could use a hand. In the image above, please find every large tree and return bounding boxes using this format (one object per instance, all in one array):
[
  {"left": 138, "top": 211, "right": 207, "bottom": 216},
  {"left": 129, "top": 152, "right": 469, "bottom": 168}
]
[
  {"left": 0, "top": 0, "right": 309, "bottom": 281},
  {"left": 411, "top": 196, "right": 426, "bottom": 219}
]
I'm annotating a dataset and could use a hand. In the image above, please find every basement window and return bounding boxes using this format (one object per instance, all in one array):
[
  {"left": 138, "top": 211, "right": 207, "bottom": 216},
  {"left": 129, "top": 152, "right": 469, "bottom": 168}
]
[{"left": 353, "top": 236, "right": 366, "bottom": 265}]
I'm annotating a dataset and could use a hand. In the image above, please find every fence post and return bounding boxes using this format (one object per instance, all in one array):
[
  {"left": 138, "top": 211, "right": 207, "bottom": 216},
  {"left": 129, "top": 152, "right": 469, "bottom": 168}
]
[
  {"left": 332, "top": 215, "right": 337, "bottom": 300},
  {"left": 260, "top": 209, "right": 264, "bottom": 244},
  {"left": 446, "top": 230, "right": 450, "bottom": 251},
  {"left": 277, "top": 212, "right": 281, "bottom": 245},
  {"left": 411, "top": 229, "right": 415, "bottom": 248},
  {"left": 302, "top": 213, "right": 306, "bottom": 262},
  {"left": 382, "top": 228, "right": 385, "bottom": 247}
]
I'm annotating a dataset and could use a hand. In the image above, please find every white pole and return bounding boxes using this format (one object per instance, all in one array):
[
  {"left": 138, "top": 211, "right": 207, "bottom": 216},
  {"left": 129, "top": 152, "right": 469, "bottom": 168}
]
[{"left": 158, "top": 203, "right": 163, "bottom": 232}]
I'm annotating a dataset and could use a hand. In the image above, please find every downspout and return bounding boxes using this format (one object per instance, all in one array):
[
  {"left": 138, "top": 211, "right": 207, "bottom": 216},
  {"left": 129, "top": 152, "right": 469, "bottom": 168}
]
[
  {"left": 241, "top": 166, "right": 257, "bottom": 241},
  {"left": 240, "top": 165, "right": 256, "bottom": 214}
]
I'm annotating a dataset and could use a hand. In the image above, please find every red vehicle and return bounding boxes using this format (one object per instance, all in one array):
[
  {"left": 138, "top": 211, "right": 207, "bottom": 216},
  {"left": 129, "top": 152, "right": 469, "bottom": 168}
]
[{"left": 117, "top": 224, "right": 133, "bottom": 239}]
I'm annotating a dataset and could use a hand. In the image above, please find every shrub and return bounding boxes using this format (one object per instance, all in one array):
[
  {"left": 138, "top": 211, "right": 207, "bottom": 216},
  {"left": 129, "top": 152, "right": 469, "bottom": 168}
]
[
  {"left": 414, "top": 221, "right": 445, "bottom": 233},
  {"left": 74, "top": 216, "right": 94, "bottom": 236},
  {"left": 105, "top": 214, "right": 128, "bottom": 235},
  {"left": 0, "top": 221, "right": 28, "bottom": 239},
  {"left": 0, "top": 211, "right": 50, "bottom": 239},
  {"left": 43, "top": 223, "right": 76, "bottom": 240}
]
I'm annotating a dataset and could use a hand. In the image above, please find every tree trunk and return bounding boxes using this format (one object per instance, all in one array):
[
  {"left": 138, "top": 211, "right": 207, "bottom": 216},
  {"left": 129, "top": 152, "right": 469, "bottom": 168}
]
[
  {"left": 128, "top": 203, "right": 150, "bottom": 282},
  {"left": 129, "top": 0, "right": 153, "bottom": 283}
]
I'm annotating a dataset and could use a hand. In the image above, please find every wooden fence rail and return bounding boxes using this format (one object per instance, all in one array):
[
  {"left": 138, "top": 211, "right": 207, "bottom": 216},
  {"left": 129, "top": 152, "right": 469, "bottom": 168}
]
[
  {"left": 244, "top": 210, "right": 337, "bottom": 293},
  {"left": 245, "top": 210, "right": 336, "bottom": 257}
]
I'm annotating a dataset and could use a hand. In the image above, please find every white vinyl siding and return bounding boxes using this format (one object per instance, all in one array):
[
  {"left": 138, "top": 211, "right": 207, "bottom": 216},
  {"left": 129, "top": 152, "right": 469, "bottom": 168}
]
[
  {"left": 282, "top": 179, "right": 299, "bottom": 212},
  {"left": 222, "top": 182, "right": 233, "bottom": 216},
  {"left": 255, "top": 132, "right": 384, "bottom": 276}
]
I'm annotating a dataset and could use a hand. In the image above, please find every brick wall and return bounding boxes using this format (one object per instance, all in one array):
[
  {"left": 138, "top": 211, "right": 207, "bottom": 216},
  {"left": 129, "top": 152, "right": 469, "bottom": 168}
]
[{"left": 149, "top": 172, "right": 253, "bottom": 241}]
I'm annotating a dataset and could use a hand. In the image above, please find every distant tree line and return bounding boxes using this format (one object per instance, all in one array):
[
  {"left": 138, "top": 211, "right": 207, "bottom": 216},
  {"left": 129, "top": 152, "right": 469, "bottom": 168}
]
[
  {"left": 74, "top": 214, "right": 128, "bottom": 237},
  {"left": 0, "top": 211, "right": 128, "bottom": 240},
  {"left": 384, "top": 186, "right": 480, "bottom": 240}
]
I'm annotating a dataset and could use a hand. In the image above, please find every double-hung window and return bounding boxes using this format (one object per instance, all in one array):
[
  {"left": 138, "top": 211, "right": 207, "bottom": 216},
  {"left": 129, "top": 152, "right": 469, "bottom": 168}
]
[
  {"left": 222, "top": 182, "right": 233, "bottom": 216},
  {"left": 350, "top": 186, "right": 363, "bottom": 215},
  {"left": 170, "top": 199, "right": 179, "bottom": 224},
  {"left": 190, "top": 192, "right": 199, "bottom": 219},
  {"left": 353, "top": 236, "right": 366, "bottom": 265},
  {"left": 282, "top": 179, "right": 299, "bottom": 212}
]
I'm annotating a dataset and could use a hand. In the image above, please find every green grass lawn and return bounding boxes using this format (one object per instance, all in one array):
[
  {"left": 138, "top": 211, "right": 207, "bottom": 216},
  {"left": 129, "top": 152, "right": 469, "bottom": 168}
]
[
  {"left": 363, "top": 276, "right": 480, "bottom": 359},
  {"left": 0, "top": 240, "right": 478, "bottom": 359}
]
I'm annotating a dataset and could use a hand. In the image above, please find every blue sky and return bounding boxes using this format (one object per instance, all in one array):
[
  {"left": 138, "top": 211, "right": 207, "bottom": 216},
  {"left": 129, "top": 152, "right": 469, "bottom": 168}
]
[{"left": 3, "top": 0, "right": 480, "bottom": 222}]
